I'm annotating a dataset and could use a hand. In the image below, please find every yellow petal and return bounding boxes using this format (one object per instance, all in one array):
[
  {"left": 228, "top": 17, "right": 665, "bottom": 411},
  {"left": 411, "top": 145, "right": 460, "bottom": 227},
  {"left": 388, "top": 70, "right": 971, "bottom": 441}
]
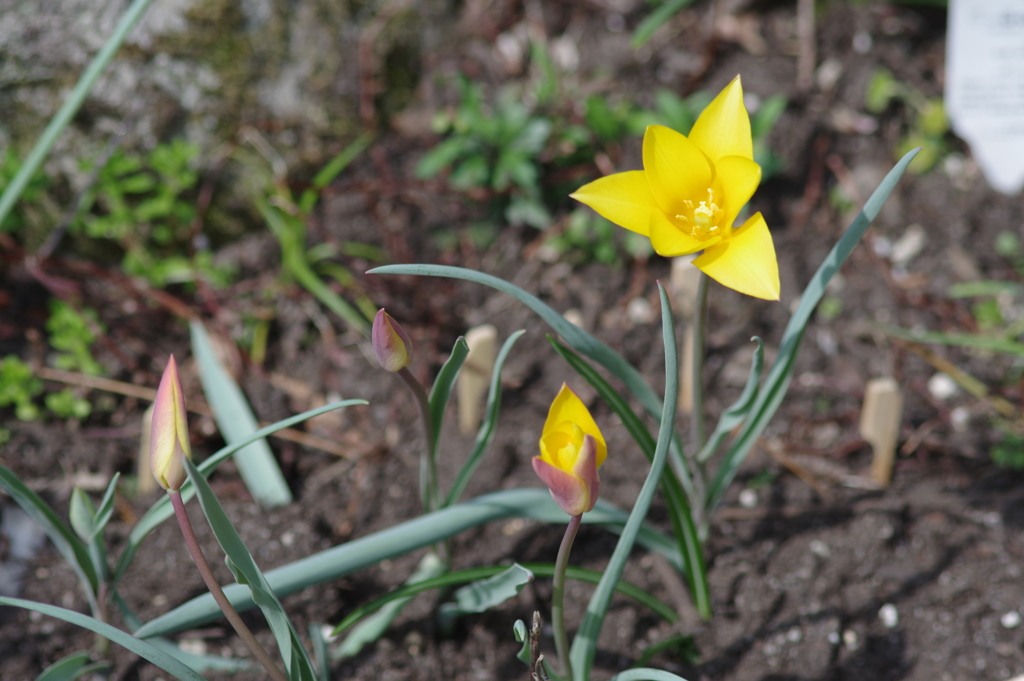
[
  {"left": 570, "top": 170, "right": 656, "bottom": 236},
  {"left": 688, "top": 76, "right": 754, "bottom": 163},
  {"left": 642, "top": 125, "right": 712, "bottom": 216},
  {"left": 649, "top": 209, "right": 719, "bottom": 257},
  {"left": 716, "top": 155, "right": 762, "bottom": 228},
  {"left": 542, "top": 384, "right": 607, "bottom": 468},
  {"left": 692, "top": 212, "right": 779, "bottom": 300}
]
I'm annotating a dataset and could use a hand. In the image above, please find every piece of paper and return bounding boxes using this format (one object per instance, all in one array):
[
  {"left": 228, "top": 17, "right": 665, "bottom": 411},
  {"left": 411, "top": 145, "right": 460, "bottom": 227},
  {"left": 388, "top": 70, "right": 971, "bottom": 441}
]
[{"left": 945, "top": 0, "right": 1024, "bottom": 194}]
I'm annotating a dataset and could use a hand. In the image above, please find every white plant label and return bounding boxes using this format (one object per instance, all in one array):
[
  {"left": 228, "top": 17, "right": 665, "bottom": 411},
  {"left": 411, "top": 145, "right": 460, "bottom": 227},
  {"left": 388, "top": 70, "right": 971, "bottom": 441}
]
[{"left": 945, "top": 0, "right": 1024, "bottom": 194}]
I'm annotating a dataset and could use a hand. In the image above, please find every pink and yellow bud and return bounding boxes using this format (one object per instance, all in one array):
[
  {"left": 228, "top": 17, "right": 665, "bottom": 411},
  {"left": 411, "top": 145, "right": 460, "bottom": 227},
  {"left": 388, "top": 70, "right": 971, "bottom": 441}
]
[
  {"left": 150, "top": 355, "right": 191, "bottom": 491},
  {"left": 532, "top": 384, "right": 607, "bottom": 516},
  {"left": 372, "top": 309, "right": 413, "bottom": 373}
]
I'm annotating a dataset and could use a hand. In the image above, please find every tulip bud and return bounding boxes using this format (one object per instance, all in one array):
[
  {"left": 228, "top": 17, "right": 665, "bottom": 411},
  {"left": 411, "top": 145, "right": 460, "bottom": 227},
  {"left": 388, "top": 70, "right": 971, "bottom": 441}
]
[
  {"left": 150, "top": 356, "right": 191, "bottom": 491},
  {"left": 532, "top": 384, "right": 607, "bottom": 516},
  {"left": 372, "top": 309, "right": 413, "bottom": 373}
]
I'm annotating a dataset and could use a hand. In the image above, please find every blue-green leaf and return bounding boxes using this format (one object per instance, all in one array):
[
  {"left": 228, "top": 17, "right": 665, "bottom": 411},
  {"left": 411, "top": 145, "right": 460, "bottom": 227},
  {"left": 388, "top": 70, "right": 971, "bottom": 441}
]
[
  {"left": 513, "top": 619, "right": 530, "bottom": 665},
  {"left": 611, "top": 670, "right": 692, "bottom": 681},
  {"left": 133, "top": 488, "right": 682, "bottom": 638},
  {"left": 570, "top": 283, "right": 679, "bottom": 681},
  {"left": 705, "top": 148, "right": 920, "bottom": 517},
  {"left": 91, "top": 472, "right": 120, "bottom": 539},
  {"left": 0, "top": 465, "right": 98, "bottom": 607},
  {"left": 445, "top": 330, "right": 526, "bottom": 506},
  {"left": 33, "top": 651, "right": 107, "bottom": 681},
  {"left": 333, "top": 551, "right": 447, "bottom": 659},
  {"left": 0, "top": 597, "right": 205, "bottom": 681},
  {"left": 183, "top": 457, "right": 316, "bottom": 680},
  {"left": 696, "top": 337, "right": 764, "bottom": 464},
  {"left": 190, "top": 320, "right": 293, "bottom": 508},
  {"left": 437, "top": 563, "right": 533, "bottom": 632}
]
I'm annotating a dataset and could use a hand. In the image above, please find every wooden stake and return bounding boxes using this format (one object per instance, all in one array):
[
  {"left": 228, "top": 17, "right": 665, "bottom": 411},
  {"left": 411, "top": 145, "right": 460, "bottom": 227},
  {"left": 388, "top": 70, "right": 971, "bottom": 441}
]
[
  {"left": 458, "top": 325, "right": 499, "bottom": 434},
  {"left": 859, "top": 377, "right": 904, "bottom": 487}
]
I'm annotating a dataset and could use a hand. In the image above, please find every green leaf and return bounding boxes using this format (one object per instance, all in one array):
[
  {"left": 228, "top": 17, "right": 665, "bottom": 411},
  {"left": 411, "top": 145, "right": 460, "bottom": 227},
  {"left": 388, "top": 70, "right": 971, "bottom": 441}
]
[
  {"left": 33, "top": 651, "right": 108, "bottom": 681},
  {"left": 416, "top": 138, "right": 471, "bottom": 180},
  {"left": 144, "top": 638, "right": 253, "bottom": 673},
  {"left": 133, "top": 488, "right": 682, "bottom": 638},
  {"left": 437, "top": 563, "right": 533, "bottom": 632},
  {"left": 91, "top": 472, "right": 120, "bottom": 540},
  {"left": 300, "top": 132, "right": 375, "bottom": 213},
  {"left": 68, "top": 488, "right": 97, "bottom": 542},
  {"left": 874, "top": 323, "right": 1024, "bottom": 356},
  {"left": 333, "top": 562, "right": 676, "bottom": 637},
  {"left": 513, "top": 619, "right": 530, "bottom": 665},
  {"left": 0, "top": 597, "right": 205, "bottom": 681},
  {"left": 111, "top": 399, "right": 366, "bottom": 590},
  {"left": 444, "top": 330, "right": 525, "bottom": 506},
  {"left": 631, "top": 0, "right": 697, "bottom": 48},
  {"left": 183, "top": 457, "right": 317, "bottom": 680},
  {"left": 947, "top": 280, "right": 1023, "bottom": 298},
  {"left": 429, "top": 337, "right": 470, "bottom": 458},
  {"left": 696, "top": 338, "right": 764, "bottom": 463},
  {"left": 610, "top": 670, "right": 692, "bottom": 681},
  {"left": 333, "top": 551, "right": 447, "bottom": 658},
  {"left": 569, "top": 283, "right": 679, "bottom": 681},
  {"left": 705, "top": 149, "right": 920, "bottom": 518},
  {"left": 190, "top": 320, "right": 293, "bottom": 508},
  {"left": 0, "top": 465, "right": 98, "bottom": 608}
]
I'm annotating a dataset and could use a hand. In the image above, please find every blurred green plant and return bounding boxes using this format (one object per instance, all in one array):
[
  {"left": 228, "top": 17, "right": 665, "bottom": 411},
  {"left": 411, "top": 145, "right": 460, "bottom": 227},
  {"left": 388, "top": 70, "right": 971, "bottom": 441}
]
[
  {"left": 0, "top": 356, "right": 44, "bottom": 421},
  {"left": 71, "top": 140, "right": 233, "bottom": 288},
  {"left": 866, "top": 68, "right": 949, "bottom": 173},
  {"left": 0, "top": 149, "right": 53, "bottom": 236},
  {"left": 47, "top": 300, "right": 104, "bottom": 376}
]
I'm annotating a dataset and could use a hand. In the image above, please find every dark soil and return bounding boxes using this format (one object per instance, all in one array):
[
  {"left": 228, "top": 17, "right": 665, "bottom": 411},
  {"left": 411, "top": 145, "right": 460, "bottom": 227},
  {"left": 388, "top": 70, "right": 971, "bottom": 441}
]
[{"left": 3, "top": 1, "right": 1024, "bottom": 680}]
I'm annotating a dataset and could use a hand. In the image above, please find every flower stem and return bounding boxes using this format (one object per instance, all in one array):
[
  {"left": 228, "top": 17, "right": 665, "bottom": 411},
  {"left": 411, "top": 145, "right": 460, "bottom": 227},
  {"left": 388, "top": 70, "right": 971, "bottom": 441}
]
[
  {"left": 552, "top": 513, "right": 582, "bottom": 680},
  {"left": 169, "top": 491, "right": 288, "bottom": 681},
  {"left": 399, "top": 366, "right": 437, "bottom": 512},
  {"left": 690, "top": 272, "right": 709, "bottom": 455}
]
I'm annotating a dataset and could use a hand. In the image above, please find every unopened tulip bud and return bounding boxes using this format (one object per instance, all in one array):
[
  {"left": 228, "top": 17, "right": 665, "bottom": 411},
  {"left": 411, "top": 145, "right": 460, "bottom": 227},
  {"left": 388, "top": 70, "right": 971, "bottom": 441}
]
[
  {"left": 372, "top": 309, "right": 413, "bottom": 373},
  {"left": 150, "top": 356, "right": 191, "bottom": 491},
  {"left": 532, "top": 384, "right": 607, "bottom": 516}
]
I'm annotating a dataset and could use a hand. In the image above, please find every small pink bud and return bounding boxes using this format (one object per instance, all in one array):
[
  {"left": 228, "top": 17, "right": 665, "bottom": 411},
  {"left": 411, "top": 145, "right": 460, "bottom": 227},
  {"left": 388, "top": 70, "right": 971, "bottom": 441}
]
[
  {"left": 150, "top": 356, "right": 191, "bottom": 491},
  {"left": 372, "top": 309, "right": 413, "bottom": 373}
]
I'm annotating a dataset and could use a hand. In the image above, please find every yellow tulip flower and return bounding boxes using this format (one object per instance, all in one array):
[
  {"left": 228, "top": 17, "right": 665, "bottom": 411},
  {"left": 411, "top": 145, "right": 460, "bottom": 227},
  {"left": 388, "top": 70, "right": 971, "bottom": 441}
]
[
  {"left": 571, "top": 76, "right": 780, "bottom": 300},
  {"left": 533, "top": 384, "right": 607, "bottom": 516}
]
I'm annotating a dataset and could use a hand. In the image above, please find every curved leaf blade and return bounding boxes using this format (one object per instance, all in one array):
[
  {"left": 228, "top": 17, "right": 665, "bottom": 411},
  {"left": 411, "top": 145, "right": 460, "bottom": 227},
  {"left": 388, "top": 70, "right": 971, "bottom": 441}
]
[
  {"left": 705, "top": 148, "right": 920, "bottom": 516},
  {"left": 134, "top": 488, "right": 682, "bottom": 638},
  {"left": 0, "top": 597, "right": 205, "bottom": 681},
  {"left": 445, "top": 330, "right": 526, "bottom": 506},
  {"left": 570, "top": 283, "right": 680, "bottom": 681}
]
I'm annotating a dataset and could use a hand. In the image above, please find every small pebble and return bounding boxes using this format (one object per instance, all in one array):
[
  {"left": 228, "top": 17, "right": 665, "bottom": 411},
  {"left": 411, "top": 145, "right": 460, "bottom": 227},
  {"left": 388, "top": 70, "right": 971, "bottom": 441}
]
[
  {"left": 879, "top": 603, "right": 899, "bottom": 628},
  {"left": 843, "top": 629, "right": 859, "bottom": 650},
  {"left": 1001, "top": 611, "right": 1021, "bottom": 629},
  {"left": 927, "top": 373, "right": 959, "bottom": 400},
  {"left": 853, "top": 30, "right": 873, "bottom": 54},
  {"left": 738, "top": 489, "right": 758, "bottom": 509},
  {"left": 950, "top": 406, "right": 971, "bottom": 433},
  {"left": 890, "top": 224, "right": 926, "bottom": 266}
]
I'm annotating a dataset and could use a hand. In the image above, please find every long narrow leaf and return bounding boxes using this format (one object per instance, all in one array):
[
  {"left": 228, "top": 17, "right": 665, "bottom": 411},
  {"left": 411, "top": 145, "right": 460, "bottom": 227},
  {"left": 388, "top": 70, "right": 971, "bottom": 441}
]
[
  {"left": 611, "top": 670, "right": 691, "bottom": 681},
  {"left": 445, "top": 330, "right": 526, "bottom": 506},
  {"left": 0, "top": 597, "right": 205, "bottom": 681},
  {"left": 112, "top": 399, "right": 366, "bottom": 590},
  {"left": 183, "top": 457, "right": 316, "bottom": 680},
  {"left": 429, "top": 337, "right": 469, "bottom": 453},
  {"left": 704, "top": 148, "right": 920, "bottom": 517},
  {"left": 333, "top": 551, "right": 447, "bottom": 659},
  {"left": 696, "top": 338, "right": 764, "bottom": 463},
  {"left": 134, "top": 488, "right": 682, "bottom": 638},
  {"left": 0, "top": 0, "right": 158, "bottom": 226},
  {"left": 547, "top": 337, "right": 709, "bottom": 617},
  {"left": 190, "top": 320, "right": 293, "bottom": 508},
  {"left": 631, "top": 0, "right": 696, "bottom": 48},
  {"left": 438, "top": 563, "right": 533, "bottom": 632},
  {"left": 33, "top": 651, "right": 104, "bottom": 681},
  {"left": 333, "top": 562, "right": 678, "bottom": 635},
  {"left": 875, "top": 323, "right": 1024, "bottom": 356},
  {"left": 570, "top": 283, "right": 679, "bottom": 681},
  {"left": 368, "top": 265, "right": 662, "bottom": 418},
  {"left": 0, "top": 466, "right": 98, "bottom": 606}
]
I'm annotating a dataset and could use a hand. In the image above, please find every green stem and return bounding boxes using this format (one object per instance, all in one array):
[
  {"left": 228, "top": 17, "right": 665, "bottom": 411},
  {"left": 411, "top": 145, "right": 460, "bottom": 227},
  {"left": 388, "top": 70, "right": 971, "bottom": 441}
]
[
  {"left": 552, "top": 513, "right": 582, "bottom": 680},
  {"left": 169, "top": 491, "right": 288, "bottom": 681},
  {"left": 399, "top": 366, "right": 437, "bottom": 513},
  {"left": 0, "top": 0, "right": 158, "bottom": 228},
  {"left": 689, "top": 271, "right": 710, "bottom": 517}
]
